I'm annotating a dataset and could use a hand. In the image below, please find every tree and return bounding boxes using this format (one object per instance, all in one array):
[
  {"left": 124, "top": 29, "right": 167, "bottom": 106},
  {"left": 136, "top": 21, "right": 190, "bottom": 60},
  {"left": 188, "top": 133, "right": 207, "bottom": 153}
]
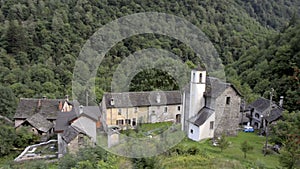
[
  {"left": 240, "top": 141, "right": 253, "bottom": 159},
  {"left": 0, "top": 125, "right": 16, "bottom": 156},
  {"left": 279, "top": 135, "right": 300, "bottom": 169},
  {"left": 0, "top": 85, "right": 17, "bottom": 119},
  {"left": 218, "top": 134, "right": 229, "bottom": 152},
  {"left": 270, "top": 111, "right": 300, "bottom": 169}
]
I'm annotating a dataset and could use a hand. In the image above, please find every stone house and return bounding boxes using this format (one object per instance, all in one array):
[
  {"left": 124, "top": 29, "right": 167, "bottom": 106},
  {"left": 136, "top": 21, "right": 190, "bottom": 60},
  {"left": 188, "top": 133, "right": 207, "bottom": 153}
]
[
  {"left": 55, "top": 100, "right": 100, "bottom": 157},
  {"left": 14, "top": 98, "right": 65, "bottom": 141},
  {"left": 100, "top": 91, "right": 182, "bottom": 131},
  {"left": 246, "top": 97, "right": 284, "bottom": 129}
]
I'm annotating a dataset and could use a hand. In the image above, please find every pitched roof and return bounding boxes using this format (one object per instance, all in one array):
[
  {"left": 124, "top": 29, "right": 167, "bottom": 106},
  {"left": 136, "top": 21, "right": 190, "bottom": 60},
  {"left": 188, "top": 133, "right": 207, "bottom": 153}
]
[
  {"left": 190, "top": 107, "right": 214, "bottom": 127},
  {"left": 54, "top": 110, "right": 78, "bottom": 132},
  {"left": 248, "top": 97, "right": 284, "bottom": 122},
  {"left": 205, "top": 77, "right": 242, "bottom": 98},
  {"left": 81, "top": 106, "right": 100, "bottom": 121},
  {"left": 14, "top": 98, "right": 64, "bottom": 119},
  {"left": 248, "top": 97, "right": 271, "bottom": 112},
  {"left": 55, "top": 100, "right": 100, "bottom": 132},
  {"left": 26, "top": 113, "right": 54, "bottom": 132},
  {"left": 61, "top": 125, "right": 87, "bottom": 144},
  {"left": 266, "top": 106, "right": 284, "bottom": 122},
  {"left": 103, "top": 91, "right": 181, "bottom": 108}
]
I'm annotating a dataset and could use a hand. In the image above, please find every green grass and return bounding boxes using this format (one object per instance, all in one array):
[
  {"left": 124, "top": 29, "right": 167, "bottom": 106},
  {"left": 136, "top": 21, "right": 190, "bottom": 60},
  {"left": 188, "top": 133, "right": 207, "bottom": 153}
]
[
  {"left": 161, "top": 132, "right": 280, "bottom": 169},
  {"left": 120, "top": 121, "right": 173, "bottom": 137}
]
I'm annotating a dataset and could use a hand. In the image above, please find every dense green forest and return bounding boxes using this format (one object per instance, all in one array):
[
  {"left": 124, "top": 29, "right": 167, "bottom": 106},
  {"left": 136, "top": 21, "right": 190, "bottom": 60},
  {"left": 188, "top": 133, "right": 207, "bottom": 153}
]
[{"left": 0, "top": 0, "right": 299, "bottom": 115}]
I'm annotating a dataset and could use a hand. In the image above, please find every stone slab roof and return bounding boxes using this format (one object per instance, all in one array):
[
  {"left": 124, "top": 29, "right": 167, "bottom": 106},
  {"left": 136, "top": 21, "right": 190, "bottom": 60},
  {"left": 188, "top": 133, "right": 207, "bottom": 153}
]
[
  {"left": 248, "top": 97, "right": 270, "bottom": 113},
  {"left": 205, "top": 77, "right": 242, "bottom": 98},
  {"left": 55, "top": 100, "right": 100, "bottom": 132},
  {"left": 82, "top": 106, "right": 100, "bottom": 121},
  {"left": 14, "top": 98, "right": 64, "bottom": 119},
  {"left": 55, "top": 110, "right": 78, "bottom": 132},
  {"left": 26, "top": 113, "right": 54, "bottom": 132},
  {"left": 248, "top": 97, "right": 284, "bottom": 123},
  {"left": 61, "top": 125, "right": 87, "bottom": 144},
  {"left": 190, "top": 107, "right": 214, "bottom": 127},
  {"left": 266, "top": 106, "right": 284, "bottom": 122},
  {"left": 103, "top": 91, "right": 182, "bottom": 108}
]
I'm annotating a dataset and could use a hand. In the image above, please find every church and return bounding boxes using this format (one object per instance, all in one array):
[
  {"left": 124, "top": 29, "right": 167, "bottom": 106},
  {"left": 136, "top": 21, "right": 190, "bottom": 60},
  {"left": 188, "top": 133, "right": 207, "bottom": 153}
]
[{"left": 99, "top": 67, "right": 242, "bottom": 141}]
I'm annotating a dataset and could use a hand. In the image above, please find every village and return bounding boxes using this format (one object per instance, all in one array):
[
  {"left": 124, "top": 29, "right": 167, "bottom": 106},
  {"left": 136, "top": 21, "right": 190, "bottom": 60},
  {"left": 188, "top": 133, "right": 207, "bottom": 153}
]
[
  {"left": 12, "top": 67, "right": 284, "bottom": 161},
  {"left": 0, "top": 0, "right": 299, "bottom": 168}
]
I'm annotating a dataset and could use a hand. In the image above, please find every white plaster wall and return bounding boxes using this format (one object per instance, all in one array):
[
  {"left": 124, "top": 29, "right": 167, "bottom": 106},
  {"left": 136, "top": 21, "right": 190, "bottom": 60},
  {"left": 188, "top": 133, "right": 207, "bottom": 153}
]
[
  {"left": 199, "top": 112, "right": 215, "bottom": 140},
  {"left": 189, "top": 83, "right": 205, "bottom": 118},
  {"left": 188, "top": 123, "right": 200, "bottom": 141}
]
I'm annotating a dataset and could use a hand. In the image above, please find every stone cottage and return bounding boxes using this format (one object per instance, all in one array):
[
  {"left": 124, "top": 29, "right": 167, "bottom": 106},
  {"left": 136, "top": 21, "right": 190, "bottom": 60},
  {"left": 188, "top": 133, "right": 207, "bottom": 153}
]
[
  {"left": 246, "top": 97, "right": 284, "bottom": 129},
  {"left": 14, "top": 97, "right": 65, "bottom": 141},
  {"left": 55, "top": 100, "right": 101, "bottom": 157}
]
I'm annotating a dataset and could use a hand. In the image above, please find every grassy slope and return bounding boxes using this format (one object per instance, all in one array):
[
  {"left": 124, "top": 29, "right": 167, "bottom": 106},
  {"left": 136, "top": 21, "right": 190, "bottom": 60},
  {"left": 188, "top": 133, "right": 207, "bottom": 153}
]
[{"left": 161, "top": 132, "right": 279, "bottom": 169}]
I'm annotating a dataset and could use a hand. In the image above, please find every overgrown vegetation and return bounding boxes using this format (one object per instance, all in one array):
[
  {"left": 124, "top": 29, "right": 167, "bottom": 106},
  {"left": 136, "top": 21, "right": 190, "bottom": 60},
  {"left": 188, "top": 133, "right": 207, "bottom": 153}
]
[{"left": 0, "top": 125, "right": 38, "bottom": 157}]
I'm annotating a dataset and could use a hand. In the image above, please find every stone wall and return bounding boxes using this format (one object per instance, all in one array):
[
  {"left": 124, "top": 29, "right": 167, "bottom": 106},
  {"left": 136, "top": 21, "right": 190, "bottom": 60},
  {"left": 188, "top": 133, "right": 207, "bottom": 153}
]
[{"left": 213, "top": 87, "right": 241, "bottom": 137}]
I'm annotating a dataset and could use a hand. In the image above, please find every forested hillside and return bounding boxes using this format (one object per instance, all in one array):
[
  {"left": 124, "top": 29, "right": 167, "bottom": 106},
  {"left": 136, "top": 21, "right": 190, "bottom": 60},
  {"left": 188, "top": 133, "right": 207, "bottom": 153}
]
[
  {"left": 230, "top": 21, "right": 300, "bottom": 111},
  {"left": 236, "top": 0, "right": 300, "bottom": 29},
  {"left": 0, "top": 0, "right": 299, "bottom": 118}
]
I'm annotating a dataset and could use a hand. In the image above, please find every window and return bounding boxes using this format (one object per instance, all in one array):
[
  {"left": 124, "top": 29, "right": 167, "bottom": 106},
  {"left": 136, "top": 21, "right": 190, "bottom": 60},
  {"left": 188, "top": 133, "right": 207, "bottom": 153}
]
[
  {"left": 190, "top": 129, "right": 193, "bottom": 134},
  {"left": 176, "top": 114, "right": 181, "bottom": 123},
  {"left": 210, "top": 121, "right": 214, "bottom": 129},
  {"left": 164, "top": 106, "right": 168, "bottom": 113},
  {"left": 125, "top": 119, "right": 131, "bottom": 125},
  {"left": 199, "top": 73, "right": 202, "bottom": 83},
  {"left": 255, "top": 113, "right": 260, "bottom": 119},
  {"left": 116, "top": 119, "right": 124, "bottom": 125},
  {"left": 118, "top": 108, "right": 122, "bottom": 115},
  {"left": 78, "top": 135, "right": 84, "bottom": 146},
  {"left": 193, "top": 72, "right": 195, "bottom": 81},
  {"left": 177, "top": 106, "right": 181, "bottom": 111},
  {"left": 134, "top": 107, "right": 138, "bottom": 113},
  {"left": 226, "top": 97, "right": 231, "bottom": 105},
  {"left": 132, "top": 118, "right": 136, "bottom": 126}
]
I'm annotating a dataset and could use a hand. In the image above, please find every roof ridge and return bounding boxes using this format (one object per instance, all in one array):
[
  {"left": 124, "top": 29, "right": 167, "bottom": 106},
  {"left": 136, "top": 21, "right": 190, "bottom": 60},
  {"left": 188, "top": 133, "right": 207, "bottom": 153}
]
[{"left": 105, "top": 90, "right": 181, "bottom": 95}]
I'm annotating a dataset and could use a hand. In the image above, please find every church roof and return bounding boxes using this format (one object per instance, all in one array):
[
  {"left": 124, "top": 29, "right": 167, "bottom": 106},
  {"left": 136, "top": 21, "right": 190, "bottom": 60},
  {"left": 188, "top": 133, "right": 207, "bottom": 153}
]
[
  {"left": 190, "top": 107, "right": 214, "bottom": 127},
  {"left": 205, "top": 77, "right": 242, "bottom": 98},
  {"left": 103, "top": 91, "right": 181, "bottom": 108}
]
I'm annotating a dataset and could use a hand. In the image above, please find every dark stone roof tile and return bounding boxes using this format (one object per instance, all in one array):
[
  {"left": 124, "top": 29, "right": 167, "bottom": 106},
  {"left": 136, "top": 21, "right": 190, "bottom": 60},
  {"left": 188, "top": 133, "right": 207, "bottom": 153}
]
[{"left": 190, "top": 107, "right": 214, "bottom": 126}]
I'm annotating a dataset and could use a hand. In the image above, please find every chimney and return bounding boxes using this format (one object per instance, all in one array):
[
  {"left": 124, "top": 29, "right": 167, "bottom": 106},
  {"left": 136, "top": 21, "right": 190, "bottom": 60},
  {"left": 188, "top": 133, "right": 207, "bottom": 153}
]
[
  {"left": 279, "top": 96, "right": 284, "bottom": 107},
  {"left": 156, "top": 93, "right": 161, "bottom": 103},
  {"left": 58, "top": 101, "right": 63, "bottom": 111},
  {"left": 65, "top": 95, "right": 69, "bottom": 101},
  {"left": 37, "top": 99, "right": 42, "bottom": 108},
  {"left": 79, "top": 105, "right": 84, "bottom": 114},
  {"left": 110, "top": 98, "right": 114, "bottom": 106}
]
